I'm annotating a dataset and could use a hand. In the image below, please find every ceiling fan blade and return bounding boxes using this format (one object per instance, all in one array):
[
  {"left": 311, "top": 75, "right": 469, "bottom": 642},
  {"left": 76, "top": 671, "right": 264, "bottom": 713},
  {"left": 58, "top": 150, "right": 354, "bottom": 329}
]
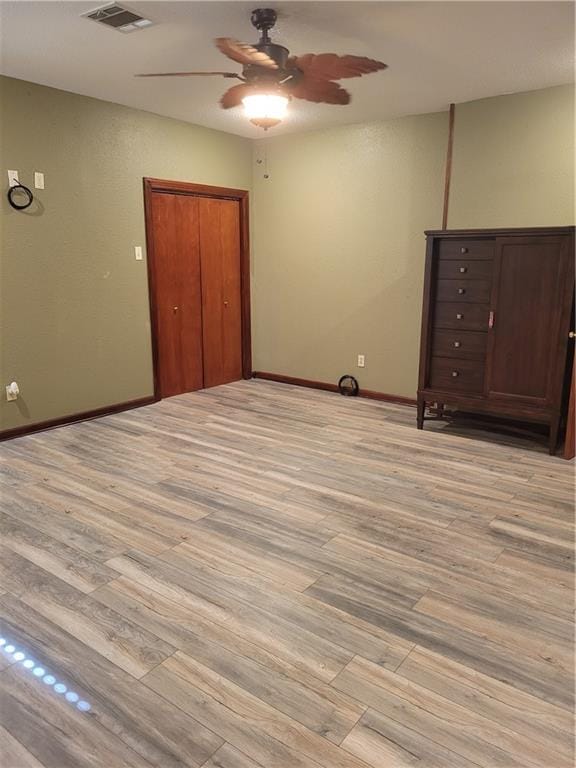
[
  {"left": 135, "top": 71, "right": 243, "bottom": 79},
  {"left": 288, "top": 53, "right": 387, "bottom": 81},
  {"left": 220, "top": 84, "right": 255, "bottom": 109},
  {"left": 215, "top": 38, "right": 278, "bottom": 70},
  {"left": 288, "top": 78, "right": 350, "bottom": 105}
]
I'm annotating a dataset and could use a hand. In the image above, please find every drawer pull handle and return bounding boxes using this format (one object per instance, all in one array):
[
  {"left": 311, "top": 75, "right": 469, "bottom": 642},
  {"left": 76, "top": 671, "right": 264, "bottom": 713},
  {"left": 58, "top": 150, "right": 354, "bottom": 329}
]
[
  {"left": 453, "top": 341, "right": 461, "bottom": 348},
  {"left": 458, "top": 288, "right": 466, "bottom": 295},
  {"left": 451, "top": 371, "right": 459, "bottom": 377},
  {"left": 456, "top": 313, "right": 463, "bottom": 320},
  {"left": 459, "top": 266, "right": 467, "bottom": 273},
  {"left": 460, "top": 247, "right": 468, "bottom": 254}
]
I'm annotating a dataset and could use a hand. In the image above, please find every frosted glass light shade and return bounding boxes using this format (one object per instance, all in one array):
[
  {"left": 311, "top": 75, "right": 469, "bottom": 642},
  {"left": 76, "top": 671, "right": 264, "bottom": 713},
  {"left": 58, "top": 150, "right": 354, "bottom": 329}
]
[{"left": 242, "top": 93, "right": 288, "bottom": 129}]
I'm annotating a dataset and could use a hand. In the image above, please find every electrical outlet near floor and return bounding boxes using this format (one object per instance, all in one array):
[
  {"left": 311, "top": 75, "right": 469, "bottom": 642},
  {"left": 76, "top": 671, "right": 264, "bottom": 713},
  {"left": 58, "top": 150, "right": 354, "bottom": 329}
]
[
  {"left": 6, "top": 382, "right": 19, "bottom": 401},
  {"left": 357, "top": 354, "right": 365, "bottom": 368}
]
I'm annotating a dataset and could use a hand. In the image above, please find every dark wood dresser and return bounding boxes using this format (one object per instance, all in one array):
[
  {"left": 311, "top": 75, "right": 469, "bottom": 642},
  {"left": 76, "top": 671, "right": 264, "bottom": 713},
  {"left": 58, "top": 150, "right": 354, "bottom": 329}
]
[{"left": 417, "top": 227, "right": 575, "bottom": 453}]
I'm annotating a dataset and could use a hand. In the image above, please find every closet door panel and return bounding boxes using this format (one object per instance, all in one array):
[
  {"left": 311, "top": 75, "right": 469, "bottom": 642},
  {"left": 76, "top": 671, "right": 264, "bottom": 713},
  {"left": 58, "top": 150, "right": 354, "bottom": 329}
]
[
  {"left": 486, "top": 237, "right": 565, "bottom": 404},
  {"left": 199, "top": 197, "right": 243, "bottom": 388},
  {"left": 151, "top": 192, "right": 203, "bottom": 397}
]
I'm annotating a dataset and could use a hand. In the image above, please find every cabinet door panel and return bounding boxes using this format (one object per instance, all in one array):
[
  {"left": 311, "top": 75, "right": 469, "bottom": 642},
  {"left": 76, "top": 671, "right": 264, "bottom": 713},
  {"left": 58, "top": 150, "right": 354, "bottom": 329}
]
[{"left": 486, "top": 237, "right": 567, "bottom": 404}]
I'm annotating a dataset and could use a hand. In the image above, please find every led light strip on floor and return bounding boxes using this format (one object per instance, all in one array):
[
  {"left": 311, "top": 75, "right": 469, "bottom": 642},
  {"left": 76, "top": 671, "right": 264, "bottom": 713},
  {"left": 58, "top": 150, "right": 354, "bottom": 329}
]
[{"left": 0, "top": 636, "right": 91, "bottom": 712}]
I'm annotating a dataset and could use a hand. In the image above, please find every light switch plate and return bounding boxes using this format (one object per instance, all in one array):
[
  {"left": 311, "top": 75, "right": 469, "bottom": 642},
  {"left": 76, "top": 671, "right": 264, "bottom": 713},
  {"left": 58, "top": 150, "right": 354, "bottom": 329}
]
[
  {"left": 34, "top": 172, "right": 45, "bottom": 189},
  {"left": 134, "top": 246, "right": 143, "bottom": 261},
  {"left": 7, "top": 170, "right": 19, "bottom": 187}
]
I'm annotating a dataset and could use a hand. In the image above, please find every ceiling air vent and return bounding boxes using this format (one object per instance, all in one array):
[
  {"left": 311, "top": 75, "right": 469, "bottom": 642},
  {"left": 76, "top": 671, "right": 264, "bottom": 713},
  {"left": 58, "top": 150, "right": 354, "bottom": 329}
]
[{"left": 84, "top": 4, "right": 153, "bottom": 33}]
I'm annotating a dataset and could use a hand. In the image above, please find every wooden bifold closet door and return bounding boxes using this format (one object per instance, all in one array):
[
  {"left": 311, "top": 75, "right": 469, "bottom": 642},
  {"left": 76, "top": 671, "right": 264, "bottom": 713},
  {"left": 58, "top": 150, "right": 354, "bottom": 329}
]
[
  {"left": 198, "top": 197, "right": 243, "bottom": 389},
  {"left": 145, "top": 180, "right": 248, "bottom": 400}
]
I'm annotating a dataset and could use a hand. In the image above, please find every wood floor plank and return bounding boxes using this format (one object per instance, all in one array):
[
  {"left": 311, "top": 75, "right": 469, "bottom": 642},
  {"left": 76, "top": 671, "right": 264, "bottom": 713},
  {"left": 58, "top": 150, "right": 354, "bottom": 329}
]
[
  {"left": 2, "top": 552, "right": 175, "bottom": 678},
  {"left": 144, "top": 651, "right": 373, "bottom": 768},
  {"left": 0, "top": 379, "right": 572, "bottom": 767},
  {"left": 93, "top": 576, "right": 366, "bottom": 744},
  {"left": 105, "top": 550, "right": 354, "bottom": 682},
  {"left": 396, "top": 646, "right": 574, "bottom": 756},
  {"left": 1, "top": 486, "right": 126, "bottom": 560},
  {"left": 413, "top": 590, "right": 573, "bottom": 673},
  {"left": 189, "top": 515, "right": 427, "bottom": 608},
  {"left": 157, "top": 545, "right": 415, "bottom": 669},
  {"left": 341, "top": 708, "right": 479, "bottom": 768},
  {"left": 0, "top": 510, "right": 116, "bottom": 593},
  {"left": 307, "top": 573, "right": 572, "bottom": 709},
  {"left": 170, "top": 529, "right": 324, "bottom": 591},
  {"left": 0, "top": 669, "right": 155, "bottom": 768},
  {"left": 0, "top": 594, "right": 223, "bottom": 767},
  {"left": 0, "top": 725, "right": 47, "bottom": 768},
  {"left": 200, "top": 743, "right": 265, "bottom": 768},
  {"left": 323, "top": 532, "right": 572, "bottom": 615},
  {"left": 333, "top": 655, "right": 571, "bottom": 768},
  {"left": 495, "top": 548, "right": 574, "bottom": 586}
]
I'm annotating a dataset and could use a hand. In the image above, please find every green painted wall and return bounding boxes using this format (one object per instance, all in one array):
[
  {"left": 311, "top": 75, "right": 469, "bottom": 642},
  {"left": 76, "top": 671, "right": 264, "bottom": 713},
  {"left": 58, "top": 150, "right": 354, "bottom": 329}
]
[
  {"left": 2, "top": 78, "right": 573, "bottom": 428},
  {"left": 252, "top": 86, "right": 575, "bottom": 398},
  {"left": 449, "top": 84, "right": 574, "bottom": 228},
  {"left": 0, "top": 76, "right": 252, "bottom": 431},
  {"left": 252, "top": 113, "right": 448, "bottom": 397}
]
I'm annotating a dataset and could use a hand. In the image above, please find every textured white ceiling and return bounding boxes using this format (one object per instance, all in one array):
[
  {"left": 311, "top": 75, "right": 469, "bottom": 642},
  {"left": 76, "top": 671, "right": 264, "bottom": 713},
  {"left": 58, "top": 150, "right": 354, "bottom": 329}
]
[{"left": 0, "top": 1, "right": 573, "bottom": 138}]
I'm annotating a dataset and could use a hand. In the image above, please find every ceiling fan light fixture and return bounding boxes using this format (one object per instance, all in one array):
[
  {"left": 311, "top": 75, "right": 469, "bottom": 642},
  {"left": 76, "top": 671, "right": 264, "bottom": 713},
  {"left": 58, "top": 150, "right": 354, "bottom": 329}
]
[{"left": 242, "top": 92, "right": 289, "bottom": 129}]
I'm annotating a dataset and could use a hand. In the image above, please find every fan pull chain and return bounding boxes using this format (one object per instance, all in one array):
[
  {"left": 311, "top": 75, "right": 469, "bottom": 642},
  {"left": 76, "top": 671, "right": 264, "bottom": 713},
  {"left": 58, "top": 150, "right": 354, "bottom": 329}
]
[{"left": 256, "top": 145, "right": 270, "bottom": 180}]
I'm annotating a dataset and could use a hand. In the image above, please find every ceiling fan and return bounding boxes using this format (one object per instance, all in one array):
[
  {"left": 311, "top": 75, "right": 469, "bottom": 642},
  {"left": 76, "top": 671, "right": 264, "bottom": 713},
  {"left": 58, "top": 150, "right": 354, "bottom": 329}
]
[{"left": 136, "top": 8, "right": 387, "bottom": 129}]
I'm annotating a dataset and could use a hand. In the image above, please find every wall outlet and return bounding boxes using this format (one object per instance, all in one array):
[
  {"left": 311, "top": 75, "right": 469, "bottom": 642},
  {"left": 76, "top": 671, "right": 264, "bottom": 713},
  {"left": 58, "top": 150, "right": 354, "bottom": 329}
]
[
  {"left": 34, "top": 172, "right": 45, "bottom": 189},
  {"left": 7, "top": 170, "right": 19, "bottom": 187},
  {"left": 6, "top": 382, "right": 19, "bottom": 401},
  {"left": 357, "top": 354, "right": 365, "bottom": 368}
]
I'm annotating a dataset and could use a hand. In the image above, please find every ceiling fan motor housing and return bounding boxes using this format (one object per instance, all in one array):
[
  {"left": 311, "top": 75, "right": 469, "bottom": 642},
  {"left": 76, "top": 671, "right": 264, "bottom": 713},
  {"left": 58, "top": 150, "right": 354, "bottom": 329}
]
[
  {"left": 253, "top": 42, "right": 289, "bottom": 69},
  {"left": 251, "top": 8, "right": 278, "bottom": 37},
  {"left": 250, "top": 9, "right": 289, "bottom": 70}
]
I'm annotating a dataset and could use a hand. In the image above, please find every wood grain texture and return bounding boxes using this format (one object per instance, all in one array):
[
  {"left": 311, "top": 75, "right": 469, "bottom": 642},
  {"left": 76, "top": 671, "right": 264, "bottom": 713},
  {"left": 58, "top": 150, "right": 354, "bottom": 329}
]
[
  {"left": 0, "top": 379, "right": 573, "bottom": 767},
  {"left": 149, "top": 191, "right": 204, "bottom": 397},
  {"left": 418, "top": 227, "right": 575, "bottom": 454},
  {"left": 143, "top": 178, "right": 252, "bottom": 397},
  {"left": 199, "top": 196, "right": 243, "bottom": 388},
  {"left": 0, "top": 725, "right": 47, "bottom": 768}
]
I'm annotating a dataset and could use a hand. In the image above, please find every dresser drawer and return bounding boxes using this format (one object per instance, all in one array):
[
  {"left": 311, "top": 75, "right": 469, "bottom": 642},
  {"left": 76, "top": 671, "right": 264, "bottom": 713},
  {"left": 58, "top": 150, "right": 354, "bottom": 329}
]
[
  {"left": 436, "top": 279, "right": 491, "bottom": 303},
  {"left": 432, "top": 329, "right": 487, "bottom": 361},
  {"left": 437, "top": 239, "right": 494, "bottom": 260},
  {"left": 428, "top": 357, "right": 485, "bottom": 393},
  {"left": 433, "top": 302, "right": 490, "bottom": 331},
  {"left": 437, "top": 259, "right": 493, "bottom": 281}
]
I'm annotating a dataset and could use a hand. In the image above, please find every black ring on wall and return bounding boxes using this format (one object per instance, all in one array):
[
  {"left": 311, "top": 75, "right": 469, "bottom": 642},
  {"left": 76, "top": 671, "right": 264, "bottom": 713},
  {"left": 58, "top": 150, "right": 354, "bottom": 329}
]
[
  {"left": 338, "top": 375, "right": 359, "bottom": 396},
  {"left": 7, "top": 183, "right": 34, "bottom": 210}
]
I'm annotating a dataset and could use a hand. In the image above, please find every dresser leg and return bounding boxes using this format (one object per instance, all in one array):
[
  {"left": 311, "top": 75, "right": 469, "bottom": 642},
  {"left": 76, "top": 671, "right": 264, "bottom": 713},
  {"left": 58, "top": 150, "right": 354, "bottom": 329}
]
[
  {"left": 417, "top": 398, "right": 425, "bottom": 429},
  {"left": 549, "top": 415, "right": 560, "bottom": 456}
]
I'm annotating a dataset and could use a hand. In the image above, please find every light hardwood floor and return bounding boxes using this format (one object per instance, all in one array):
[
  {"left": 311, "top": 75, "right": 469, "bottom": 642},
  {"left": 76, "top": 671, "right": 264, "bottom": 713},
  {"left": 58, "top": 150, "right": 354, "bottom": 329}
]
[{"left": 0, "top": 380, "right": 573, "bottom": 768}]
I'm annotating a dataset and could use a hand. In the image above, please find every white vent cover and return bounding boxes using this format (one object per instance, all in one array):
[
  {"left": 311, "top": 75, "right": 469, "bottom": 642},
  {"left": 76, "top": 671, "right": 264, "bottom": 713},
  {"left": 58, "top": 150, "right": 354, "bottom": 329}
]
[{"left": 84, "top": 4, "right": 153, "bottom": 33}]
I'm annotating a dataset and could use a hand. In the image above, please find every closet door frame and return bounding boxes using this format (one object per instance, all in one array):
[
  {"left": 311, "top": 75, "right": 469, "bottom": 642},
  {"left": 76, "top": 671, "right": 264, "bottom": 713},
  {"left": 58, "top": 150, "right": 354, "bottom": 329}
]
[{"left": 143, "top": 177, "right": 252, "bottom": 401}]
